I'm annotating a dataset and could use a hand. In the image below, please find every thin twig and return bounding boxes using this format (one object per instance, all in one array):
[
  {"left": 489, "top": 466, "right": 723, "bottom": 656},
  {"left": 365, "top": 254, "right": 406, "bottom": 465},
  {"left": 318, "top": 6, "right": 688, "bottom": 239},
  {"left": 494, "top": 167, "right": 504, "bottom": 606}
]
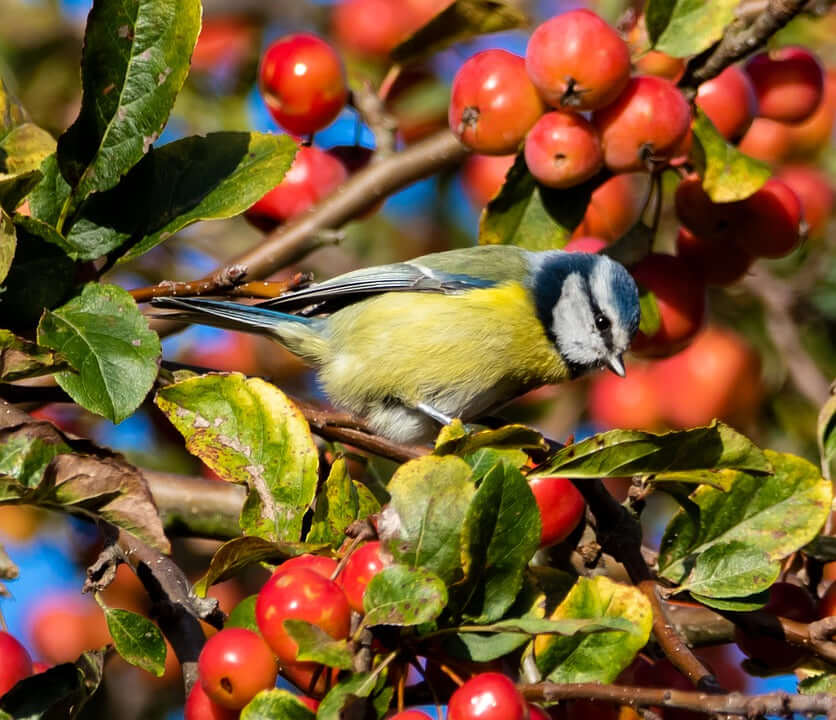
[
  {"left": 351, "top": 81, "right": 399, "bottom": 158},
  {"left": 130, "top": 270, "right": 311, "bottom": 303}
]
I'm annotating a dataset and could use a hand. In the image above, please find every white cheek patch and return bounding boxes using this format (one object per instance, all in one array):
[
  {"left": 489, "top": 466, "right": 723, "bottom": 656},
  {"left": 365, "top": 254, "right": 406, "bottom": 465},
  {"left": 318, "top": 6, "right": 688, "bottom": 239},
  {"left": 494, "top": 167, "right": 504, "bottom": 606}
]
[
  {"left": 552, "top": 273, "right": 607, "bottom": 367},
  {"left": 590, "top": 258, "right": 631, "bottom": 354}
]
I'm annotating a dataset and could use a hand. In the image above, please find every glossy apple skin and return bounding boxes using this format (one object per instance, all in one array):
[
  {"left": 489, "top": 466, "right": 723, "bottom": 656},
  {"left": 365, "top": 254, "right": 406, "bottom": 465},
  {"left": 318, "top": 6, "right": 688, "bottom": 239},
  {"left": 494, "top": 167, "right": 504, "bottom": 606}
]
[
  {"left": 776, "top": 165, "right": 833, "bottom": 237},
  {"left": 524, "top": 111, "right": 603, "bottom": 188},
  {"left": 198, "top": 628, "right": 278, "bottom": 710},
  {"left": 573, "top": 173, "right": 646, "bottom": 242},
  {"left": 734, "top": 582, "right": 816, "bottom": 670},
  {"left": 449, "top": 49, "right": 545, "bottom": 155},
  {"left": 738, "top": 117, "right": 792, "bottom": 165},
  {"left": 447, "top": 672, "right": 527, "bottom": 720},
  {"left": 184, "top": 680, "right": 239, "bottom": 720},
  {"left": 332, "top": 0, "right": 412, "bottom": 57},
  {"left": 695, "top": 65, "right": 758, "bottom": 141},
  {"left": 526, "top": 9, "right": 631, "bottom": 111},
  {"left": 593, "top": 76, "right": 691, "bottom": 172},
  {"left": 277, "top": 553, "right": 339, "bottom": 580},
  {"left": 528, "top": 476, "right": 586, "bottom": 547},
  {"left": 736, "top": 178, "right": 802, "bottom": 259},
  {"left": 745, "top": 46, "right": 825, "bottom": 124},
  {"left": 675, "top": 227, "right": 753, "bottom": 287},
  {"left": 462, "top": 154, "right": 515, "bottom": 207},
  {"left": 260, "top": 33, "right": 347, "bottom": 136},
  {"left": 0, "top": 631, "right": 32, "bottom": 697},
  {"left": 256, "top": 566, "right": 351, "bottom": 665},
  {"left": 338, "top": 541, "right": 386, "bottom": 614},
  {"left": 588, "top": 364, "right": 663, "bottom": 431},
  {"left": 629, "top": 253, "right": 706, "bottom": 358}
]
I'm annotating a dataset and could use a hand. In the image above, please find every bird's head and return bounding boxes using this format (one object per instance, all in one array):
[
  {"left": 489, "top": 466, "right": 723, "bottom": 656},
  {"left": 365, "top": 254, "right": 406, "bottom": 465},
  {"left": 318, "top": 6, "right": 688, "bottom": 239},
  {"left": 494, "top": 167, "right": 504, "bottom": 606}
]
[{"left": 530, "top": 251, "right": 640, "bottom": 378}]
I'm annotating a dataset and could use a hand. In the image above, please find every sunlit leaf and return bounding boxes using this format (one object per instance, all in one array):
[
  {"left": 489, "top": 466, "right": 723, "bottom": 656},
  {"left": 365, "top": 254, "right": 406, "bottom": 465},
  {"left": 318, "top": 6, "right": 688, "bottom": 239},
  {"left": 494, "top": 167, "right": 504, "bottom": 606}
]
[
  {"left": 645, "top": 0, "right": 738, "bottom": 57},
  {"left": 363, "top": 565, "right": 447, "bottom": 627},
  {"left": 104, "top": 608, "right": 166, "bottom": 677}
]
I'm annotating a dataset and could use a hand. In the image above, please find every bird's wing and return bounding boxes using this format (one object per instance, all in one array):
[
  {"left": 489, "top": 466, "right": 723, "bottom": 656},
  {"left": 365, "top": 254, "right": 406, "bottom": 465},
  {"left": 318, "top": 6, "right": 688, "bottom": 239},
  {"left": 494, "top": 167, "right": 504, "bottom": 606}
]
[{"left": 257, "top": 260, "right": 495, "bottom": 313}]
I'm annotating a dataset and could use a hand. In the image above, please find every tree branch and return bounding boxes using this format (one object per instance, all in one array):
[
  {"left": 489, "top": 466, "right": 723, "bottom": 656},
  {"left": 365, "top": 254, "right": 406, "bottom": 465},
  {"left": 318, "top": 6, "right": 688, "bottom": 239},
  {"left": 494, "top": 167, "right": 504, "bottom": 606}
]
[{"left": 130, "top": 270, "right": 311, "bottom": 303}]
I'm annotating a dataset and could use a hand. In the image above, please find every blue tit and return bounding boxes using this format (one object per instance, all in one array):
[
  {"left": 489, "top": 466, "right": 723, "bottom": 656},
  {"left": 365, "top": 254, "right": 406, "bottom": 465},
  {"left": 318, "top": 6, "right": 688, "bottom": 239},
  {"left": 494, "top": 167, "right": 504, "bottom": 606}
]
[{"left": 152, "top": 245, "right": 640, "bottom": 443}]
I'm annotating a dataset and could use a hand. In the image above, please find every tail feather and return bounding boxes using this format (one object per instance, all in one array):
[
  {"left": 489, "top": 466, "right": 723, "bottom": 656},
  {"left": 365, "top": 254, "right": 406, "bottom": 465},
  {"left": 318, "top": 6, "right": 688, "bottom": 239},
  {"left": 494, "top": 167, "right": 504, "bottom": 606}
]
[{"left": 151, "top": 297, "right": 328, "bottom": 363}]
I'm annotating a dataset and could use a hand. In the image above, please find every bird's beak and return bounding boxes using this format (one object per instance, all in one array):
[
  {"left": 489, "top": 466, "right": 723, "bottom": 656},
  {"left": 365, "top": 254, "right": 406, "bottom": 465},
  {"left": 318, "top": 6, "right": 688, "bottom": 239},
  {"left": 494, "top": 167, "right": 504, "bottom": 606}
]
[{"left": 606, "top": 354, "right": 626, "bottom": 377}]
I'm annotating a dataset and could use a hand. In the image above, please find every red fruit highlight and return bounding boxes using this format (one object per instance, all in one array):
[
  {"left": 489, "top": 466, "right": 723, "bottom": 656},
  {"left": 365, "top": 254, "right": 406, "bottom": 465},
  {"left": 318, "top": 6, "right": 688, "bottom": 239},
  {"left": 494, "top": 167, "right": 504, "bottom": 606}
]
[
  {"left": 277, "top": 553, "right": 339, "bottom": 580},
  {"left": 198, "top": 628, "right": 277, "bottom": 710},
  {"left": 449, "top": 50, "right": 545, "bottom": 155},
  {"left": 462, "top": 154, "right": 515, "bottom": 207},
  {"left": 447, "top": 672, "right": 527, "bottom": 720},
  {"left": 256, "top": 566, "right": 351, "bottom": 665},
  {"left": 745, "top": 46, "right": 825, "bottom": 124},
  {"left": 675, "top": 227, "right": 753, "bottom": 287},
  {"left": 524, "top": 111, "right": 603, "bottom": 188},
  {"left": 260, "top": 34, "right": 348, "bottom": 136},
  {"left": 528, "top": 475, "right": 586, "bottom": 547},
  {"left": 184, "top": 680, "right": 239, "bottom": 720},
  {"left": 562, "top": 236, "right": 608, "bottom": 253},
  {"left": 629, "top": 253, "right": 706, "bottom": 358},
  {"left": 338, "top": 541, "right": 386, "bottom": 614},
  {"left": 0, "top": 631, "right": 32, "bottom": 697},
  {"left": 593, "top": 76, "right": 691, "bottom": 172},
  {"left": 696, "top": 65, "right": 758, "bottom": 141},
  {"left": 588, "top": 364, "right": 664, "bottom": 430},
  {"left": 776, "top": 165, "right": 833, "bottom": 237},
  {"left": 526, "top": 9, "right": 631, "bottom": 111}
]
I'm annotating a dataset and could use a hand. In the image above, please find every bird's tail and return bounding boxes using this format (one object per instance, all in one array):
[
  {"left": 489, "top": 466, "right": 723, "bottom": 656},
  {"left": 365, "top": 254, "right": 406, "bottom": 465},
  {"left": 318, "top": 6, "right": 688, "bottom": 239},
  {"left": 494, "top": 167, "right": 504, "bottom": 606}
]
[{"left": 151, "top": 297, "right": 329, "bottom": 364}]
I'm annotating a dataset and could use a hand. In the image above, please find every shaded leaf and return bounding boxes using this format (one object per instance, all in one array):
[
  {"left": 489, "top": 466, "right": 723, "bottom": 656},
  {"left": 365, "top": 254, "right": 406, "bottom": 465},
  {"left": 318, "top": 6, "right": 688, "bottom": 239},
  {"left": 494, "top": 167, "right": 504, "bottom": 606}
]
[
  {"left": 392, "top": 0, "right": 526, "bottom": 64},
  {"left": 435, "top": 420, "right": 547, "bottom": 457},
  {"left": 534, "top": 576, "right": 652, "bottom": 683},
  {"left": 0, "top": 209, "right": 14, "bottom": 284},
  {"left": 381, "top": 455, "right": 474, "bottom": 585},
  {"left": 675, "top": 541, "right": 780, "bottom": 599},
  {"left": 650, "top": 469, "right": 739, "bottom": 491},
  {"left": 818, "top": 391, "right": 836, "bottom": 480},
  {"left": 283, "top": 620, "right": 354, "bottom": 670},
  {"left": 645, "top": 0, "right": 739, "bottom": 57},
  {"left": 538, "top": 421, "right": 771, "bottom": 478},
  {"left": 691, "top": 109, "right": 770, "bottom": 202},
  {"left": 659, "top": 451, "right": 832, "bottom": 586},
  {"left": 804, "top": 535, "right": 836, "bottom": 562},
  {"left": 0, "top": 329, "right": 67, "bottom": 381},
  {"left": 465, "top": 446, "right": 529, "bottom": 476},
  {"left": 56, "top": 0, "right": 201, "bottom": 220},
  {"left": 13, "top": 214, "right": 76, "bottom": 257},
  {"left": 155, "top": 373, "right": 319, "bottom": 543},
  {"left": 27, "top": 154, "right": 70, "bottom": 228},
  {"left": 363, "top": 564, "right": 447, "bottom": 627},
  {"left": 0, "top": 123, "right": 56, "bottom": 211},
  {"left": 317, "top": 671, "right": 390, "bottom": 720},
  {"left": 690, "top": 590, "right": 769, "bottom": 612},
  {"left": 104, "top": 607, "right": 166, "bottom": 676},
  {"left": 307, "top": 458, "right": 357, "bottom": 547},
  {"left": 226, "top": 595, "right": 259, "bottom": 633},
  {"left": 638, "top": 289, "right": 661, "bottom": 337},
  {"left": 0, "top": 418, "right": 72, "bottom": 489},
  {"left": 446, "top": 632, "right": 529, "bottom": 662},
  {"left": 468, "top": 616, "right": 635, "bottom": 636},
  {"left": 241, "top": 689, "right": 315, "bottom": 720},
  {"left": 458, "top": 460, "right": 541, "bottom": 622},
  {"left": 37, "top": 283, "right": 161, "bottom": 423},
  {"left": 479, "top": 156, "right": 597, "bottom": 249}
]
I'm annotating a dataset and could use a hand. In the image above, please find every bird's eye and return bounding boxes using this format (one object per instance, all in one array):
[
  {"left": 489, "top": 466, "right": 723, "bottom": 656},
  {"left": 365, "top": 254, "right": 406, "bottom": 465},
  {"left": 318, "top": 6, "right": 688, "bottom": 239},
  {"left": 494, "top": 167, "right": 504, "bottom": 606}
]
[{"left": 595, "top": 314, "right": 611, "bottom": 332}]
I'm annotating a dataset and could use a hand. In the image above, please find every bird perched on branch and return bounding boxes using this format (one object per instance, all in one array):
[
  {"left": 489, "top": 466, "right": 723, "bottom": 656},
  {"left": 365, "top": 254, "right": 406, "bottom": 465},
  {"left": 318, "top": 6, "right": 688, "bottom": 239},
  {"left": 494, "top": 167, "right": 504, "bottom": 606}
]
[{"left": 153, "top": 245, "right": 640, "bottom": 443}]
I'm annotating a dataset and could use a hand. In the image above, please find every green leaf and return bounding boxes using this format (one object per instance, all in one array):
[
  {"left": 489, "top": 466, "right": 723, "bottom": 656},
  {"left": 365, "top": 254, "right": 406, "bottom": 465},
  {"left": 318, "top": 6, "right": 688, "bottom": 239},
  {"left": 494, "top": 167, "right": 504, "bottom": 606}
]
[
  {"left": 241, "top": 689, "right": 315, "bottom": 720},
  {"left": 457, "top": 461, "right": 541, "bottom": 622},
  {"left": 104, "top": 607, "right": 166, "bottom": 677},
  {"left": 391, "top": 0, "right": 526, "bottom": 64},
  {"left": 37, "top": 283, "right": 161, "bottom": 423},
  {"left": 56, "top": 0, "right": 201, "bottom": 221},
  {"left": 645, "top": 0, "right": 739, "bottom": 57},
  {"left": 691, "top": 109, "right": 771, "bottom": 202},
  {"left": 638, "top": 289, "right": 661, "bottom": 337},
  {"left": 382, "top": 455, "right": 475, "bottom": 585},
  {"left": 28, "top": 154, "right": 70, "bottom": 228},
  {"left": 434, "top": 420, "right": 547, "bottom": 457},
  {"left": 675, "top": 541, "right": 780, "bottom": 599},
  {"left": 0, "top": 123, "right": 56, "bottom": 212},
  {"left": 690, "top": 590, "right": 768, "bottom": 612},
  {"left": 0, "top": 209, "right": 15, "bottom": 284},
  {"left": 0, "top": 418, "right": 72, "bottom": 489},
  {"left": 799, "top": 669, "right": 836, "bottom": 695},
  {"left": 154, "top": 373, "right": 319, "bottom": 543},
  {"left": 469, "top": 616, "right": 635, "bottom": 635},
  {"left": 447, "top": 632, "right": 530, "bottom": 662},
  {"left": 65, "top": 132, "right": 295, "bottom": 262},
  {"left": 193, "top": 536, "right": 311, "bottom": 597},
  {"left": 538, "top": 421, "right": 771, "bottom": 478},
  {"left": 363, "top": 564, "right": 447, "bottom": 627},
  {"left": 479, "top": 156, "right": 597, "bottom": 249},
  {"left": 13, "top": 214, "right": 77, "bottom": 256},
  {"left": 0, "top": 650, "right": 104, "bottom": 719},
  {"left": 0, "top": 329, "right": 68, "bottom": 381},
  {"left": 534, "top": 576, "right": 652, "bottom": 683},
  {"left": 817, "top": 391, "right": 836, "bottom": 480},
  {"left": 307, "top": 458, "right": 357, "bottom": 547},
  {"left": 659, "top": 451, "right": 832, "bottom": 586},
  {"left": 317, "top": 671, "right": 390, "bottom": 720},
  {"left": 283, "top": 620, "right": 354, "bottom": 670},
  {"left": 226, "top": 595, "right": 259, "bottom": 633}
]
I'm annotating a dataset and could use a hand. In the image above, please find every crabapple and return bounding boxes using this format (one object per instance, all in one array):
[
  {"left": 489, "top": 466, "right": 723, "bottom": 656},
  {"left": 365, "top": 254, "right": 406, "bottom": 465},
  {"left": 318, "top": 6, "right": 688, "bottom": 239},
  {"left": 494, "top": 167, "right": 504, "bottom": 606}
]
[
  {"left": 588, "top": 364, "right": 663, "bottom": 430},
  {"left": 593, "top": 76, "right": 691, "bottom": 172},
  {"left": 281, "top": 661, "right": 340, "bottom": 698},
  {"left": 332, "top": 0, "right": 412, "bottom": 57},
  {"left": 626, "top": 17, "right": 684, "bottom": 81},
  {"left": 528, "top": 706, "right": 551, "bottom": 720},
  {"left": 449, "top": 50, "right": 545, "bottom": 155},
  {"left": 695, "top": 65, "right": 758, "bottom": 141},
  {"left": 524, "top": 111, "right": 603, "bottom": 188},
  {"left": 338, "top": 541, "right": 386, "bottom": 614},
  {"left": 776, "top": 165, "right": 833, "bottom": 237},
  {"left": 819, "top": 581, "right": 836, "bottom": 618},
  {"left": 629, "top": 253, "right": 706, "bottom": 357},
  {"left": 256, "top": 566, "right": 351, "bottom": 665},
  {"left": 198, "top": 628, "right": 277, "bottom": 709},
  {"left": 738, "top": 117, "right": 793, "bottom": 165},
  {"left": 745, "top": 47, "right": 824, "bottom": 124},
  {"left": 674, "top": 174, "right": 745, "bottom": 244},
  {"left": 260, "top": 34, "right": 347, "bottom": 136},
  {"left": 573, "top": 173, "right": 646, "bottom": 242},
  {"left": 184, "top": 680, "right": 239, "bottom": 720},
  {"left": 526, "top": 9, "right": 631, "bottom": 111},
  {"left": 562, "top": 236, "right": 608, "bottom": 253},
  {"left": 277, "top": 553, "right": 339, "bottom": 580},
  {"left": 675, "top": 227, "right": 753, "bottom": 287},
  {"left": 447, "top": 672, "right": 527, "bottom": 720},
  {"left": 299, "top": 696, "right": 320, "bottom": 711},
  {"left": 783, "top": 70, "right": 836, "bottom": 158},
  {"left": 0, "top": 631, "right": 32, "bottom": 697},
  {"left": 528, "top": 475, "right": 586, "bottom": 547},
  {"left": 737, "top": 178, "right": 802, "bottom": 258},
  {"left": 389, "top": 712, "right": 433, "bottom": 719},
  {"left": 245, "top": 145, "right": 347, "bottom": 229},
  {"left": 462, "top": 154, "right": 515, "bottom": 206}
]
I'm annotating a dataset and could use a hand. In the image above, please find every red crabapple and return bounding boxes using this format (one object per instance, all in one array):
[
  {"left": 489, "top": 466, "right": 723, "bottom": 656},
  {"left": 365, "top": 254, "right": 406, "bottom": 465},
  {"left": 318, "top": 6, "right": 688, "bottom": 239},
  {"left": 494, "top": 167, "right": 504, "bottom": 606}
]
[
  {"left": 524, "top": 111, "right": 603, "bottom": 188},
  {"left": 738, "top": 117, "right": 793, "bottom": 165},
  {"left": 563, "top": 236, "right": 608, "bottom": 253},
  {"left": 198, "top": 628, "right": 277, "bottom": 709},
  {"left": 526, "top": 9, "right": 631, "bottom": 111},
  {"left": 260, "top": 34, "right": 348, "bottom": 136},
  {"left": 776, "top": 165, "right": 833, "bottom": 237},
  {"left": 332, "top": 0, "right": 412, "bottom": 57},
  {"left": 745, "top": 47, "right": 824, "bottom": 124},
  {"left": 588, "top": 364, "right": 664, "bottom": 431},
  {"left": 0, "top": 631, "right": 32, "bottom": 697},
  {"left": 528, "top": 475, "right": 586, "bottom": 547},
  {"left": 449, "top": 49, "right": 545, "bottom": 155},
  {"left": 276, "top": 553, "right": 339, "bottom": 580},
  {"left": 389, "top": 712, "right": 433, "bottom": 719},
  {"left": 338, "top": 541, "right": 386, "bottom": 614},
  {"left": 184, "top": 680, "right": 239, "bottom": 720},
  {"left": 447, "top": 672, "right": 527, "bottom": 720},
  {"left": 573, "top": 173, "right": 647, "bottom": 242},
  {"left": 675, "top": 227, "right": 753, "bottom": 287},
  {"left": 462, "top": 154, "right": 515, "bottom": 206},
  {"left": 695, "top": 65, "right": 758, "bottom": 141},
  {"left": 737, "top": 178, "right": 803, "bottom": 258},
  {"left": 593, "top": 76, "right": 691, "bottom": 172}
]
